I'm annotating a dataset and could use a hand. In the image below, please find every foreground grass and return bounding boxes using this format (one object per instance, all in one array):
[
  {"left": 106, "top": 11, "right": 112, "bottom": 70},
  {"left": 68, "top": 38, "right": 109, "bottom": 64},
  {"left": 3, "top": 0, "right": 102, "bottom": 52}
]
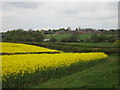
[{"left": 32, "top": 55, "right": 119, "bottom": 88}]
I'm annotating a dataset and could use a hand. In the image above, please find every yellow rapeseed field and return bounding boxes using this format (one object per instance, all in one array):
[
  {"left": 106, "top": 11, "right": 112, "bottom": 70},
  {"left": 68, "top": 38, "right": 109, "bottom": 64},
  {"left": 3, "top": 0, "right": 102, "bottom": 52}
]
[
  {"left": 1, "top": 42, "right": 108, "bottom": 87},
  {"left": 0, "top": 42, "right": 60, "bottom": 53},
  {"left": 2, "top": 52, "right": 107, "bottom": 81}
]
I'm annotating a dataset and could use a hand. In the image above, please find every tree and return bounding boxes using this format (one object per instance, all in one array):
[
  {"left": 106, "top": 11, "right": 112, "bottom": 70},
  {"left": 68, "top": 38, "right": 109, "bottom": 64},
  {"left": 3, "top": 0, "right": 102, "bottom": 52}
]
[
  {"left": 98, "top": 34, "right": 107, "bottom": 42},
  {"left": 90, "top": 34, "right": 99, "bottom": 43},
  {"left": 75, "top": 28, "right": 79, "bottom": 31},
  {"left": 2, "top": 30, "right": 44, "bottom": 42},
  {"left": 113, "top": 40, "right": 120, "bottom": 48},
  {"left": 66, "top": 27, "right": 71, "bottom": 31},
  {"left": 60, "top": 37, "right": 71, "bottom": 42},
  {"left": 78, "top": 27, "right": 81, "bottom": 31},
  {"left": 59, "top": 28, "right": 65, "bottom": 31},
  {"left": 69, "top": 33, "right": 79, "bottom": 42},
  {"left": 107, "top": 35, "right": 116, "bottom": 42},
  {"left": 49, "top": 37, "right": 57, "bottom": 42}
]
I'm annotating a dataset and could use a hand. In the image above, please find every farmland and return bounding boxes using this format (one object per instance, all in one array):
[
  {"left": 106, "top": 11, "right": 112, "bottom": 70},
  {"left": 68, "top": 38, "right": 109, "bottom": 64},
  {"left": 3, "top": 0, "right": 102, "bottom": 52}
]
[
  {"left": 1, "top": 42, "right": 111, "bottom": 88},
  {"left": 1, "top": 1, "right": 119, "bottom": 88},
  {"left": 44, "top": 33, "right": 114, "bottom": 42},
  {"left": 1, "top": 1, "right": 119, "bottom": 89},
  {"left": 45, "top": 42, "right": 113, "bottom": 47},
  {"left": 2, "top": 52, "right": 107, "bottom": 87},
  {"left": 1, "top": 42, "right": 61, "bottom": 54},
  {"left": 32, "top": 55, "right": 119, "bottom": 88}
]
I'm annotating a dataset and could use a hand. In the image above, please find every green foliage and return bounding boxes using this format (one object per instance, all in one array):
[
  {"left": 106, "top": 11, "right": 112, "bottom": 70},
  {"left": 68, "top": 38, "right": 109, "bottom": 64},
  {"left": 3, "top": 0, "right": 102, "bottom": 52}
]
[
  {"left": 107, "top": 35, "right": 116, "bottom": 42},
  {"left": 66, "top": 27, "right": 71, "bottom": 31},
  {"left": 49, "top": 37, "right": 57, "bottom": 42},
  {"left": 98, "top": 34, "right": 107, "bottom": 42},
  {"left": 45, "top": 33, "right": 115, "bottom": 43},
  {"left": 25, "top": 42, "right": 118, "bottom": 54},
  {"left": 2, "top": 29, "right": 44, "bottom": 42},
  {"left": 89, "top": 34, "right": 112, "bottom": 43},
  {"left": 60, "top": 37, "right": 71, "bottom": 42},
  {"left": 69, "top": 33, "right": 79, "bottom": 42},
  {"left": 113, "top": 40, "right": 120, "bottom": 48},
  {"left": 59, "top": 28, "right": 65, "bottom": 31},
  {"left": 45, "top": 33, "right": 117, "bottom": 43},
  {"left": 90, "top": 34, "right": 99, "bottom": 43},
  {"left": 60, "top": 33, "right": 79, "bottom": 42}
]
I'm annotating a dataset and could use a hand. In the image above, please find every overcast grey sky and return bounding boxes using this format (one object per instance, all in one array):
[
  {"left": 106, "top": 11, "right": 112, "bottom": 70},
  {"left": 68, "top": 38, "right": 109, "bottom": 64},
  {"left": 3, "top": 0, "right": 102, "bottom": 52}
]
[{"left": 2, "top": 2, "right": 118, "bottom": 32}]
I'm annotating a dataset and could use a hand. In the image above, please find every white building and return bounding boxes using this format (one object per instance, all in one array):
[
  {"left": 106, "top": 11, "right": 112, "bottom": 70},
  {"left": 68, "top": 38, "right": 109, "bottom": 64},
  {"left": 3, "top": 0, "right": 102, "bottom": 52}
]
[{"left": 43, "top": 39, "right": 50, "bottom": 42}]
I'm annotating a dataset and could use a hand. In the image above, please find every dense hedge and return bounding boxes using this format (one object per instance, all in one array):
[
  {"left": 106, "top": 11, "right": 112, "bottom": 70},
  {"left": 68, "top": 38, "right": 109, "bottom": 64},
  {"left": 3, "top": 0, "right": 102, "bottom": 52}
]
[
  {"left": 42, "top": 42, "right": 112, "bottom": 48},
  {"left": 23, "top": 42, "right": 119, "bottom": 54}
]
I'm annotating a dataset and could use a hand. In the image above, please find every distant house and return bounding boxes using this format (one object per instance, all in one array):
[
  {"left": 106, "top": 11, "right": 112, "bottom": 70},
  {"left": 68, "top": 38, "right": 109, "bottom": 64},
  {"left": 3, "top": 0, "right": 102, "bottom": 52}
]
[
  {"left": 43, "top": 39, "right": 50, "bottom": 42},
  {"left": 55, "top": 31, "right": 65, "bottom": 34}
]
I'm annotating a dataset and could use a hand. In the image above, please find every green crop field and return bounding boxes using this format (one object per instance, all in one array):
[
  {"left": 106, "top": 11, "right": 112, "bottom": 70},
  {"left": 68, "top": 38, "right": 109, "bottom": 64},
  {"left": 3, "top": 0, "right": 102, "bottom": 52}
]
[{"left": 45, "top": 33, "right": 114, "bottom": 41}]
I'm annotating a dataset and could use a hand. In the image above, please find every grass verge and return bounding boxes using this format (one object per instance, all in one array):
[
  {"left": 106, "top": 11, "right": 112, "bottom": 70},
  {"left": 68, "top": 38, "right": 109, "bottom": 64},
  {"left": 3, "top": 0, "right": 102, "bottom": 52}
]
[{"left": 31, "top": 55, "right": 119, "bottom": 88}]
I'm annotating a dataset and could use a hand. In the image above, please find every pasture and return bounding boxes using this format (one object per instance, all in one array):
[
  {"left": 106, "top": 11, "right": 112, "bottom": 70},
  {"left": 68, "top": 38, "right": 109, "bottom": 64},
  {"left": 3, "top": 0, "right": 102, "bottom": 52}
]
[{"left": 45, "top": 33, "right": 114, "bottom": 41}]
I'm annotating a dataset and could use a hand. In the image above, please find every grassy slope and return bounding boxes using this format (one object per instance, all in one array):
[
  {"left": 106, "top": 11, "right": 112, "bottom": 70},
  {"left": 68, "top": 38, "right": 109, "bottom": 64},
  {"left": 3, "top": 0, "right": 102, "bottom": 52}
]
[{"left": 32, "top": 55, "right": 119, "bottom": 88}]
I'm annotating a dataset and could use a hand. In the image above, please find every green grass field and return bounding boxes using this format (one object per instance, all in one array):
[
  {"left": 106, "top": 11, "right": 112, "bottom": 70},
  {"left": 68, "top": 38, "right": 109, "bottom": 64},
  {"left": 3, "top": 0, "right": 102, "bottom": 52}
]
[
  {"left": 61, "top": 42, "right": 113, "bottom": 47},
  {"left": 32, "top": 55, "right": 119, "bottom": 88},
  {"left": 45, "top": 33, "right": 114, "bottom": 41}
]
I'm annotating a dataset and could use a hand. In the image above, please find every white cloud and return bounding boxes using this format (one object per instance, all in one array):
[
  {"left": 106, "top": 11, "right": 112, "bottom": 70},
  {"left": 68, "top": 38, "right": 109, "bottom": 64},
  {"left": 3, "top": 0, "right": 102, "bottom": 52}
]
[
  {"left": 1, "top": 0, "right": 119, "bottom": 2},
  {"left": 2, "top": 2, "right": 118, "bottom": 32}
]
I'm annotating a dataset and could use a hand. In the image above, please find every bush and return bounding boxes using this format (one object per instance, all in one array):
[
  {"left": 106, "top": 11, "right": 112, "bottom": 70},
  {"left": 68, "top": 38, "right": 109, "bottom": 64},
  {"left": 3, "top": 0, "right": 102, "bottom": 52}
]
[
  {"left": 49, "top": 37, "right": 57, "bottom": 42},
  {"left": 90, "top": 34, "right": 99, "bottom": 43},
  {"left": 60, "top": 33, "right": 79, "bottom": 42},
  {"left": 60, "top": 37, "right": 71, "bottom": 42},
  {"left": 113, "top": 40, "right": 120, "bottom": 48},
  {"left": 25, "top": 42, "right": 118, "bottom": 54}
]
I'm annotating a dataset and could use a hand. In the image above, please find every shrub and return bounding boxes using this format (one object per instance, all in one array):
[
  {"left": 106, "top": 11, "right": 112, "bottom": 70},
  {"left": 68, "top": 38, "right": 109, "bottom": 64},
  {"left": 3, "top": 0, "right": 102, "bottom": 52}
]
[
  {"left": 90, "top": 34, "right": 97, "bottom": 43},
  {"left": 25, "top": 42, "right": 118, "bottom": 54},
  {"left": 113, "top": 40, "right": 120, "bottom": 48},
  {"left": 60, "top": 37, "right": 71, "bottom": 42},
  {"left": 49, "top": 37, "right": 57, "bottom": 42}
]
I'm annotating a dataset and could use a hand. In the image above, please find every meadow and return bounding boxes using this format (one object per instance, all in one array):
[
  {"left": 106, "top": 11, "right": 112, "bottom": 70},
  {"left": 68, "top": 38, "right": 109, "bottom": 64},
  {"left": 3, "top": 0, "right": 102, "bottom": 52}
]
[{"left": 45, "top": 33, "right": 114, "bottom": 42}]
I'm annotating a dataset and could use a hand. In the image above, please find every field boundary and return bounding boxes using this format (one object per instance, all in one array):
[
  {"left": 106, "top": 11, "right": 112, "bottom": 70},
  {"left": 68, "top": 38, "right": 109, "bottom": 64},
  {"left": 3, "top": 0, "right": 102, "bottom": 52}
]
[{"left": 1, "top": 52, "right": 60, "bottom": 55}]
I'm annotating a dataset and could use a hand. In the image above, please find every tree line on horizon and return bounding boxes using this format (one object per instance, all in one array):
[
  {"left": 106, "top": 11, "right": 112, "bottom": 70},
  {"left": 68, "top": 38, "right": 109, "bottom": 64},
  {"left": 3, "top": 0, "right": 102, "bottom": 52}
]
[{"left": 1, "top": 28, "right": 120, "bottom": 43}]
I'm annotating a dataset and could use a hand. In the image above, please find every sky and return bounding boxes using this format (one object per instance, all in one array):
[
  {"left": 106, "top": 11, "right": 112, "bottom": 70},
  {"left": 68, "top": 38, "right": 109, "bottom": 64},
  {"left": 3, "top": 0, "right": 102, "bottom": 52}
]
[{"left": 1, "top": 1, "right": 119, "bottom": 32}]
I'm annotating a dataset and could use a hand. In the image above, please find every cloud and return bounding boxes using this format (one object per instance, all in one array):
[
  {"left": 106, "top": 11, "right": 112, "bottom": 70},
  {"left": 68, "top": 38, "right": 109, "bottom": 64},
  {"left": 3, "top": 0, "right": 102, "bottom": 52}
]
[
  {"left": 2, "top": 2, "right": 118, "bottom": 32},
  {"left": 2, "top": 2, "right": 42, "bottom": 11}
]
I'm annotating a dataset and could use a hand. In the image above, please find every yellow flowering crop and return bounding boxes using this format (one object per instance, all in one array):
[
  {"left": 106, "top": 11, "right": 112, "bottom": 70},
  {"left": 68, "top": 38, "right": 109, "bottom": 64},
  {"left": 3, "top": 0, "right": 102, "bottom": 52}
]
[
  {"left": 2, "top": 52, "right": 107, "bottom": 77},
  {"left": 1, "top": 42, "right": 108, "bottom": 88},
  {"left": 0, "top": 42, "right": 61, "bottom": 53}
]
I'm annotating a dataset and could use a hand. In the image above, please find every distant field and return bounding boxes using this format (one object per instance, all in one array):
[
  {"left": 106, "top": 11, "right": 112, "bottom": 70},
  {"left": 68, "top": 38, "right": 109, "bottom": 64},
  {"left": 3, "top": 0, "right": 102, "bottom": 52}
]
[
  {"left": 62, "top": 42, "right": 113, "bottom": 47},
  {"left": 45, "top": 42, "right": 113, "bottom": 47},
  {"left": 45, "top": 33, "right": 72, "bottom": 41},
  {"left": 1, "top": 42, "right": 61, "bottom": 54},
  {"left": 45, "top": 33, "right": 114, "bottom": 41}
]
